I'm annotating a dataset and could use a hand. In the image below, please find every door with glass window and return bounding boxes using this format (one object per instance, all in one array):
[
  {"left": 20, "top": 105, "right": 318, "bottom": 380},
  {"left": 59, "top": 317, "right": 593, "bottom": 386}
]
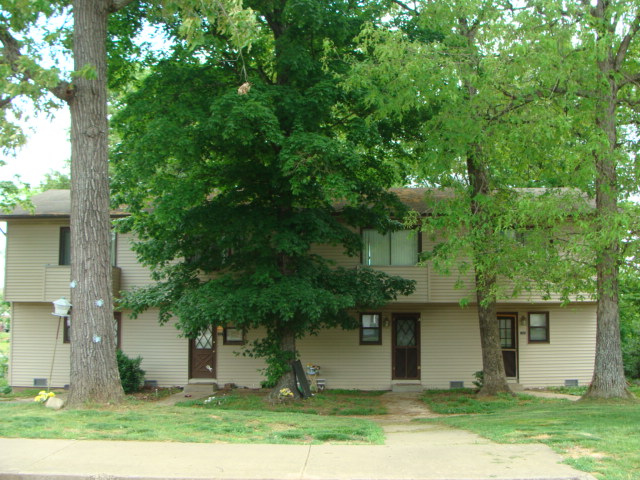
[
  {"left": 189, "top": 325, "right": 216, "bottom": 378},
  {"left": 498, "top": 314, "right": 518, "bottom": 378},
  {"left": 392, "top": 314, "right": 420, "bottom": 379}
]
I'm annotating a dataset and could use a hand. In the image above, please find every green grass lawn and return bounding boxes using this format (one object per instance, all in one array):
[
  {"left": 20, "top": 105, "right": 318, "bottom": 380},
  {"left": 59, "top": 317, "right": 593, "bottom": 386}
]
[
  {"left": 177, "top": 388, "right": 387, "bottom": 416},
  {"left": 421, "top": 389, "right": 640, "bottom": 480},
  {"left": 0, "top": 389, "right": 384, "bottom": 445}
]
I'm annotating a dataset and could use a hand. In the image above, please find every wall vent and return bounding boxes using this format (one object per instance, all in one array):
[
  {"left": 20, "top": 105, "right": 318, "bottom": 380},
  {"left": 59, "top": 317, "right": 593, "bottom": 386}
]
[
  {"left": 564, "top": 379, "right": 579, "bottom": 387},
  {"left": 33, "top": 378, "right": 48, "bottom": 387},
  {"left": 449, "top": 381, "right": 464, "bottom": 389}
]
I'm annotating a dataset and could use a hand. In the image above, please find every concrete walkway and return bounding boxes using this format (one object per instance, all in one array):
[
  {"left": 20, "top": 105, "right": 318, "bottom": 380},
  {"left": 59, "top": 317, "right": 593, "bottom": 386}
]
[{"left": 0, "top": 390, "right": 595, "bottom": 480}]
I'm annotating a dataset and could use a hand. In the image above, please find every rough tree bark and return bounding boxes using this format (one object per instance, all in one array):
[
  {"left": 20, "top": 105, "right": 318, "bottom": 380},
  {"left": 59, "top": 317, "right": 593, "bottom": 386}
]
[
  {"left": 582, "top": 1, "right": 634, "bottom": 400},
  {"left": 66, "top": 0, "right": 127, "bottom": 405},
  {"left": 268, "top": 329, "right": 301, "bottom": 400},
  {"left": 583, "top": 77, "right": 632, "bottom": 400},
  {"left": 467, "top": 154, "right": 512, "bottom": 397}
]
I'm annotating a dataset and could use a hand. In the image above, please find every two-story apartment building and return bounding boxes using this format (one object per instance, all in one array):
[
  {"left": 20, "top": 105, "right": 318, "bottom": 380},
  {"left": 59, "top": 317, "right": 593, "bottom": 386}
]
[{"left": 1, "top": 189, "right": 597, "bottom": 390}]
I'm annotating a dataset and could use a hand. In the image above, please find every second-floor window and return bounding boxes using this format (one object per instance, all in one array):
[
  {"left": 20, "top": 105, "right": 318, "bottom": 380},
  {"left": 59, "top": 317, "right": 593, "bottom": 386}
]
[
  {"left": 362, "top": 229, "right": 418, "bottom": 266},
  {"left": 59, "top": 227, "right": 71, "bottom": 265},
  {"left": 59, "top": 227, "right": 117, "bottom": 266}
]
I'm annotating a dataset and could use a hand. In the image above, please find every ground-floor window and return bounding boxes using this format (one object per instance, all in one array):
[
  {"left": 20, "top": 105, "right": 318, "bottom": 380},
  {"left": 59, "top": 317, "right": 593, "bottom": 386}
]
[
  {"left": 360, "top": 313, "right": 382, "bottom": 345},
  {"left": 528, "top": 312, "right": 549, "bottom": 343}
]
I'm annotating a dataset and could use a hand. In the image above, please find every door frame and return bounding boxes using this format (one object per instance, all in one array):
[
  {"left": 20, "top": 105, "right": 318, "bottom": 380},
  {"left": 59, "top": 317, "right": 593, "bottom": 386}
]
[
  {"left": 497, "top": 312, "right": 518, "bottom": 379},
  {"left": 391, "top": 312, "right": 421, "bottom": 380},
  {"left": 188, "top": 325, "right": 217, "bottom": 379}
]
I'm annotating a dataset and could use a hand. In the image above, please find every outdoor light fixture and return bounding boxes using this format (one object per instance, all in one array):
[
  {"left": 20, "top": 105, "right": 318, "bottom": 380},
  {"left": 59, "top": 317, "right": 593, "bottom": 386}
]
[
  {"left": 52, "top": 297, "right": 72, "bottom": 317},
  {"left": 520, "top": 315, "right": 527, "bottom": 327}
]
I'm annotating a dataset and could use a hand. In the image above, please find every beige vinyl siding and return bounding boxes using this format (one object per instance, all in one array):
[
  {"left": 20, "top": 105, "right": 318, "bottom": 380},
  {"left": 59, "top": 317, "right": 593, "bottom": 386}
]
[
  {"left": 116, "top": 233, "right": 154, "bottom": 292},
  {"left": 419, "top": 305, "right": 483, "bottom": 388},
  {"left": 310, "top": 241, "right": 429, "bottom": 303},
  {"left": 119, "top": 310, "right": 188, "bottom": 386},
  {"left": 518, "top": 304, "right": 596, "bottom": 387},
  {"left": 298, "top": 324, "right": 393, "bottom": 390},
  {"left": 4, "top": 220, "right": 67, "bottom": 302},
  {"left": 216, "top": 328, "right": 267, "bottom": 388},
  {"left": 309, "top": 243, "right": 359, "bottom": 269},
  {"left": 9, "top": 303, "right": 70, "bottom": 388}
]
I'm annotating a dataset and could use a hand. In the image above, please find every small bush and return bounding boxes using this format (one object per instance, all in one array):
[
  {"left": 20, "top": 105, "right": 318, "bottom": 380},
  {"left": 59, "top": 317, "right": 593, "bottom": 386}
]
[
  {"left": 472, "top": 370, "right": 484, "bottom": 390},
  {"left": 117, "top": 350, "right": 145, "bottom": 394}
]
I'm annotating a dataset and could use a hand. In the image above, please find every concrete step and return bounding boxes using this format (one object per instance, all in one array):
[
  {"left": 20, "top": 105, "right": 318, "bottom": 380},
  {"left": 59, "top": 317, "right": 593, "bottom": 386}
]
[{"left": 392, "top": 383, "right": 423, "bottom": 393}]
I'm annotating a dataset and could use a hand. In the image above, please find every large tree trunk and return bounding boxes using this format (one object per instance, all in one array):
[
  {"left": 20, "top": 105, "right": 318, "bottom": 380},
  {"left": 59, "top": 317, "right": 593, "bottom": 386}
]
[
  {"left": 67, "top": 0, "right": 124, "bottom": 406},
  {"left": 467, "top": 154, "right": 512, "bottom": 397},
  {"left": 268, "top": 329, "right": 301, "bottom": 400},
  {"left": 583, "top": 84, "right": 632, "bottom": 400},
  {"left": 476, "top": 280, "right": 512, "bottom": 397}
]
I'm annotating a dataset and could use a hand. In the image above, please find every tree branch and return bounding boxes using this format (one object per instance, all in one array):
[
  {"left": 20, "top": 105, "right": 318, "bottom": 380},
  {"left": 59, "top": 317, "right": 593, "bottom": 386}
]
[
  {"left": 391, "top": 0, "right": 418, "bottom": 14},
  {"left": 1, "top": 25, "right": 74, "bottom": 102},
  {"left": 109, "top": 0, "right": 137, "bottom": 13},
  {"left": 615, "top": 11, "right": 640, "bottom": 71},
  {"left": 619, "top": 71, "right": 640, "bottom": 88},
  {"left": 0, "top": 95, "right": 16, "bottom": 109}
]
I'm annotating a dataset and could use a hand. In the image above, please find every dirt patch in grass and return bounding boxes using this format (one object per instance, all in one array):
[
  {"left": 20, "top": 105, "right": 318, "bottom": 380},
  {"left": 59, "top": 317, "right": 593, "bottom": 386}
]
[{"left": 564, "top": 446, "right": 608, "bottom": 459}]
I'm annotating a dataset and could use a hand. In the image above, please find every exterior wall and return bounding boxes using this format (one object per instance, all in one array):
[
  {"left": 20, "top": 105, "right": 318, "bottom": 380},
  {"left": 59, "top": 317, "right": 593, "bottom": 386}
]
[
  {"left": 119, "top": 310, "right": 188, "bottom": 387},
  {"left": 216, "top": 328, "right": 267, "bottom": 388},
  {"left": 4, "top": 220, "right": 67, "bottom": 302},
  {"left": 4, "top": 218, "right": 597, "bottom": 391},
  {"left": 8, "top": 300, "right": 596, "bottom": 390},
  {"left": 9, "top": 303, "right": 70, "bottom": 388},
  {"left": 116, "top": 232, "right": 154, "bottom": 292},
  {"left": 517, "top": 303, "right": 596, "bottom": 388}
]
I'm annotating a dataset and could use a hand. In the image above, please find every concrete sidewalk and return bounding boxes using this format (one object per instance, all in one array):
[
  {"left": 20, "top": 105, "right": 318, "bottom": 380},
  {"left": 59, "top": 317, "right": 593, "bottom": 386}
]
[{"left": 0, "top": 423, "right": 596, "bottom": 480}]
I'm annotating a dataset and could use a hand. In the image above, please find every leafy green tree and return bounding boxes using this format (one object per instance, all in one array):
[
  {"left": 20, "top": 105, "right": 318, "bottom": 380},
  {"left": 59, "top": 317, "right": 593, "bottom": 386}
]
[
  {"left": 2, "top": 0, "right": 257, "bottom": 404},
  {"left": 1, "top": 0, "right": 151, "bottom": 405},
  {"left": 514, "top": 0, "right": 639, "bottom": 399},
  {"left": 39, "top": 167, "right": 72, "bottom": 191},
  {"left": 348, "top": 0, "right": 589, "bottom": 396},
  {"left": 112, "top": 0, "right": 415, "bottom": 396},
  {"left": 620, "top": 266, "right": 640, "bottom": 379}
]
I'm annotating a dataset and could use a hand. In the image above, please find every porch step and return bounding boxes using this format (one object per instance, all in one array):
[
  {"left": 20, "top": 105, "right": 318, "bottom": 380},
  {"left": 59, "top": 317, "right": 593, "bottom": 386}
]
[
  {"left": 183, "top": 384, "right": 217, "bottom": 398},
  {"left": 508, "top": 382, "right": 524, "bottom": 392},
  {"left": 188, "top": 378, "right": 218, "bottom": 386},
  {"left": 392, "top": 383, "right": 423, "bottom": 393}
]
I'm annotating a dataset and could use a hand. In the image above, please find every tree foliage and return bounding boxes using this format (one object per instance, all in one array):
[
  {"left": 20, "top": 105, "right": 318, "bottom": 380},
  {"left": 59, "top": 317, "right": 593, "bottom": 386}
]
[
  {"left": 346, "top": 0, "right": 595, "bottom": 396},
  {"left": 112, "top": 0, "right": 416, "bottom": 393}
]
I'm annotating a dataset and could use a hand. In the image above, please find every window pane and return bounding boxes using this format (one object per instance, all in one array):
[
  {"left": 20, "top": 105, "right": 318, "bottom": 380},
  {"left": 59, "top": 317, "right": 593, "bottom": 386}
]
[
  {"left": 390, "top": 231, "right": 418, "bottom": 266},
  {"left": 363, "top": 230, "right": 389, "bottom": 266},
  {"left": 530, "top": 328, "right": 548, "bottom": 341},
  {"left": 529, "top": 313, "right": 547, "bottom": 327},
  {"left": 362, "top": 328, "right": 380, "bottom": 343},
  {"left": 110, "top": 231, "right": 117, "bottom": 267},
  {"left": 59, "top": 227, "right": 71, "bottom": 266},
  {"left": 362, "top": 314, "right": 380, "bottom": 328},
  {"left": 195, "top": 326, "right": 214, "bottom": 349}
]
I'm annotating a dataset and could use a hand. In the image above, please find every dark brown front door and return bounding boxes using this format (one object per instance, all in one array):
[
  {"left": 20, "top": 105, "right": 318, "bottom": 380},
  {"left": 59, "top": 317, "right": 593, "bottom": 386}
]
[
  {"left": 392, "top": 314, "right": 420, "bottom": 379},
  {"left": 498, "top": 314, "right": 518, "bottom": 378},
  {"left": 189, "top": 326, "right": 216, "bottom": 378}
]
